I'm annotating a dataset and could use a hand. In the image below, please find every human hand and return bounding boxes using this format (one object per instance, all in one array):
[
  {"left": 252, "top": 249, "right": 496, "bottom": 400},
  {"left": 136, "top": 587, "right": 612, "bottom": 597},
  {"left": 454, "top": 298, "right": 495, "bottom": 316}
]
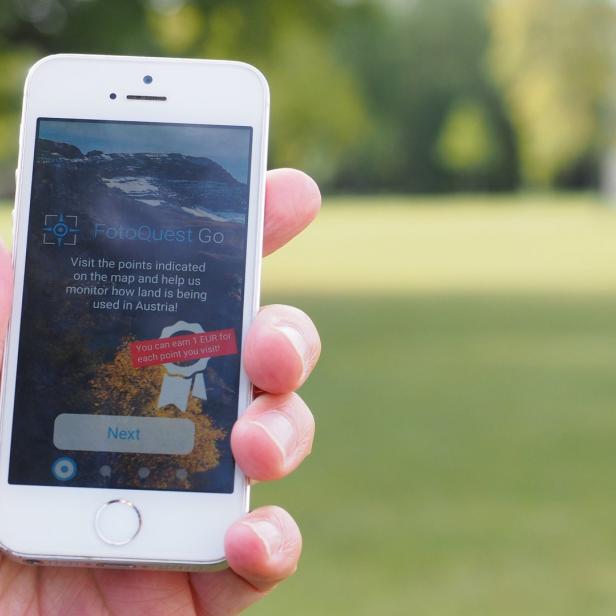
[{"left": 0, "top": 168, "right": 321, "bottom": 615}]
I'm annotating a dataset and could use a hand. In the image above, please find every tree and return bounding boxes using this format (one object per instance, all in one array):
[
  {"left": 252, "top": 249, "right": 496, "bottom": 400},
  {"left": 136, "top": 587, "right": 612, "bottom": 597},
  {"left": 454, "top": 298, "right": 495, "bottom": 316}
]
[
  {"left": 333, "top": 0, "right": 518, "bottom": 192},
  {"left": 0, "top": 0, "right": 368, "bottom": 194},
  {"left": 489, "top": 0, "right": 616, "bottom": 187}
]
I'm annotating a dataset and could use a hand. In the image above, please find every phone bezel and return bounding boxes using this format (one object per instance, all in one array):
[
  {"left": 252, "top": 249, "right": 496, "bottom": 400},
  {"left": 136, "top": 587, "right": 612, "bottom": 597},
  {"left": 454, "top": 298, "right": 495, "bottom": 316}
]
[{"left": 0, "top": 54, "right": 269, "bottom": 568}]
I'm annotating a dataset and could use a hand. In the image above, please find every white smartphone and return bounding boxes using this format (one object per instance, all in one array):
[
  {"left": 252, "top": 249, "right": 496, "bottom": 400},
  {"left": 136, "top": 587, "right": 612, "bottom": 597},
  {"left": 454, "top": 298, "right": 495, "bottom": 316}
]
[{"left": 0, "top": 54, "right": 269, "bottom": 570}]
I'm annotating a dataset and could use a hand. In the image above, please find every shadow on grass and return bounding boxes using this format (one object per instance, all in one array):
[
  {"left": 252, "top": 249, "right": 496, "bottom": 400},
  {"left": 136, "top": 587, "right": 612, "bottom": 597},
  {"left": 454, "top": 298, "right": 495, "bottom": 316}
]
[{"left": 252, "top": 292, "right": 616, "bottom": 616}]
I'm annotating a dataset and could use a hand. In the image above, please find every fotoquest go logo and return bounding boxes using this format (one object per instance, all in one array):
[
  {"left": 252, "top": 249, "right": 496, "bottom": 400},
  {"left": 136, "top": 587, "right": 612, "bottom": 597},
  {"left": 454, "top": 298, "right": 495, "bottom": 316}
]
[{"left": 42, "top": 213, "right": 79, "bottom": 246}]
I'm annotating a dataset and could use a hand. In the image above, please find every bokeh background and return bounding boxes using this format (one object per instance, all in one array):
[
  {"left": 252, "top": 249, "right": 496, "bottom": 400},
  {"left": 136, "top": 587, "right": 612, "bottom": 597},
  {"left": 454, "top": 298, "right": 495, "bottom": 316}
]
[{"left": 2, "top": 1, "right": 616, "bottom": 614}]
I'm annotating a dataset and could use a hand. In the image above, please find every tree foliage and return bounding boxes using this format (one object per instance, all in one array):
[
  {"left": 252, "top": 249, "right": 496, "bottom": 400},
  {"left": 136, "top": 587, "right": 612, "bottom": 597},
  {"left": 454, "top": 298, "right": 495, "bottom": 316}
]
[
  {"left": 0, "top": 0, "right": 613, "bottom": 193},
  {"left": 332, "top": 0, "right": 518, "bottom": 192},
  {"left": 0, "top": 0, "right": 367, "bottom": 193},
  {"left": 489, "top": 0, "right": 616, "bottom": 187},
  {"left": 436, "top": 99, "right": 497, "bottom": 173}
]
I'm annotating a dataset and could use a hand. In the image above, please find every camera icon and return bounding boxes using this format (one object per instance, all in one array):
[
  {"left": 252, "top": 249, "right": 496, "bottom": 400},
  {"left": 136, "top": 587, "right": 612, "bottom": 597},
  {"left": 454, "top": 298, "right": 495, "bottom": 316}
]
[
  {"left": 51, "top": 456, "right": 77, "bottom": 481},
  {"left": 42, "top": 213, "right": 79, "bottom": 246}
]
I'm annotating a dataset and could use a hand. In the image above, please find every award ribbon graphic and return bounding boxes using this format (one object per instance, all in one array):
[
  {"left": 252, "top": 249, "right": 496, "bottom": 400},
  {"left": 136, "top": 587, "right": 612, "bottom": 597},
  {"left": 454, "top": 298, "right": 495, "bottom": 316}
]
[
  {"left": 129, "top": 324, "right": 238, "bottom": 411},
  {"left": 157, "top": 321, "right": 209, "bottom": 412}
]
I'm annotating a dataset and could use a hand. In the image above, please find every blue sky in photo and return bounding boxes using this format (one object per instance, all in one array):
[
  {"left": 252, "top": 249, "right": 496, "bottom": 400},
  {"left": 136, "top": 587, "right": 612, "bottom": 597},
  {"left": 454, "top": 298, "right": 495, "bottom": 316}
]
[{"left": 38, "top": 119, "right": 251, "bottom": 183}]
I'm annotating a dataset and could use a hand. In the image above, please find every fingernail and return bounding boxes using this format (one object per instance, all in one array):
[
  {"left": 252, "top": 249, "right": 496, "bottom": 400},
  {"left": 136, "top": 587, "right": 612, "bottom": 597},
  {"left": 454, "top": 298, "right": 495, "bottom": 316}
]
[
  {"left": 243, "top": 519, "right": 283, "bottom": 556},
  {"left": 275, "top": 323, "right": 309, "bottom": 379},
  {"left": 250, "top": 411, "right": 295, "bottom": 463}
]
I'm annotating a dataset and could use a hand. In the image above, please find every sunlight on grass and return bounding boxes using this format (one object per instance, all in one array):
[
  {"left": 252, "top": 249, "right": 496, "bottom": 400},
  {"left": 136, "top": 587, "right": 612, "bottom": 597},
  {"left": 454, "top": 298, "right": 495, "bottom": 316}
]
[
  {"left": 262, "top": 193, "right": 616, "bottom": 295},
  {"left": 250, "top": 294, "right": 616, "bottom": 616}
]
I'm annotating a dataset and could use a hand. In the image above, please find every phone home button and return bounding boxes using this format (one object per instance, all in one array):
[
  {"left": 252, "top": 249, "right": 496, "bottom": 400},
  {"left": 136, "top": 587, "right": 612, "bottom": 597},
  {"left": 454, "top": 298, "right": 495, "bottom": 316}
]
[{"left": 95, "top": 500, "right": 142, "bottom": 546}]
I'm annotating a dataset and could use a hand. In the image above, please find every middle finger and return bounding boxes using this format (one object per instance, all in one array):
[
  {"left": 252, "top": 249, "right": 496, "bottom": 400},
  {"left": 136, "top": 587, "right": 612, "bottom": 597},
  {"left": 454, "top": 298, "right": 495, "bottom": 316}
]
[
  {"left": 231, "top": 392, "right": 315, "bottom": 481},
  {"left": 244, "top": 304, "right": 321, "bottom": 394}
]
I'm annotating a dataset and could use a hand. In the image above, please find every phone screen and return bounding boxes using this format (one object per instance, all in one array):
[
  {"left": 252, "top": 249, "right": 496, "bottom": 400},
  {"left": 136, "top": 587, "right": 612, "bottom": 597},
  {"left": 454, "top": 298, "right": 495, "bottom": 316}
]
[{"left": 8, "top": 118, "right": 253, "bottom": 493}]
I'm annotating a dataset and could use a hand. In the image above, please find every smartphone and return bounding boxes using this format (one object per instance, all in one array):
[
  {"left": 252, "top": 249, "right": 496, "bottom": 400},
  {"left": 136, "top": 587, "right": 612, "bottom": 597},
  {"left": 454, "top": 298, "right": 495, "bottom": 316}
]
[{"left": 0, "top": 54, "right": 269, "bottom": 570}]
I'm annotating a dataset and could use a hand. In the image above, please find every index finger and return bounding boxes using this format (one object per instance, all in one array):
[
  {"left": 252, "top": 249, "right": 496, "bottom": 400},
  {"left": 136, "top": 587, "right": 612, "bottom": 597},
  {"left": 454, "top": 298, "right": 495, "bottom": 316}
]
[{"left": 263, "top": 168, "right": 321, "bottom": 256}]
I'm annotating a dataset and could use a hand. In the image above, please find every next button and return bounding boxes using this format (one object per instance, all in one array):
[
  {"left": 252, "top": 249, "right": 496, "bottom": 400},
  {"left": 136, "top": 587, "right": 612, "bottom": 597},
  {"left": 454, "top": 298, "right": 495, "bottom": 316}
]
[
  {"left": 108, "top": 426, "right": 140, "bottom": 441},
  {"left": 53, "top": 414, "right": 195, "bottom": 455}
]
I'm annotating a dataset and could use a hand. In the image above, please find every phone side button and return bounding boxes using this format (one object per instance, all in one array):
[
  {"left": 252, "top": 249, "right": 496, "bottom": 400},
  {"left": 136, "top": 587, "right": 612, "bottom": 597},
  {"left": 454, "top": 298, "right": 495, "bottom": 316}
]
[{"left": 95, "top": 500, "right": 142, "bottom": 546}]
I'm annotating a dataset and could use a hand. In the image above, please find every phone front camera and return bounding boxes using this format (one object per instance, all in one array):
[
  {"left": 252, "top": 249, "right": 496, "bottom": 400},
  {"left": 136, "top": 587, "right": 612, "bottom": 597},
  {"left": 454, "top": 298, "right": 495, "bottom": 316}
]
[
  {"left": 143, "top": 75, "right": 153, "bottom": 84},
  {"left": 109, "top": 92, "right": 117, "bottom": 100}
]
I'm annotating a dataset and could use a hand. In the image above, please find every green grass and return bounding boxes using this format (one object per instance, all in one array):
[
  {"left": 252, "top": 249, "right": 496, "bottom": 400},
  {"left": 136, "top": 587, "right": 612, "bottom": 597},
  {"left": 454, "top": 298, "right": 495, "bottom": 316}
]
[
  {"left": 258, "top": 194, "right": 616, "bottom": 615},
  {"left": 262, "top": 193, "right": 616, "bottom": 295},
  {"left": 4, "top": 195, "right": 616, "bottom": 614},
  {"left": 252, "top": 294, "right": 616, "bottom": 615}
]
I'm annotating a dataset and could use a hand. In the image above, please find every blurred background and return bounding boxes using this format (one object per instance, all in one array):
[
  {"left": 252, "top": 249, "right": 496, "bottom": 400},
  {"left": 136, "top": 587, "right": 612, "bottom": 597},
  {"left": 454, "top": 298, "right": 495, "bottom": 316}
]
[{"left": 2, "top": 0, "right": 616, "bottom": 614}]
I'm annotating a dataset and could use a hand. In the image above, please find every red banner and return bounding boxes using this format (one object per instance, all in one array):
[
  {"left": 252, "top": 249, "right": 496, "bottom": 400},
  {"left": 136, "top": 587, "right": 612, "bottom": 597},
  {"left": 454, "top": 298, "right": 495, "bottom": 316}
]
[{"left": 130, "top": 328, "right": 238, "bottom": 368}]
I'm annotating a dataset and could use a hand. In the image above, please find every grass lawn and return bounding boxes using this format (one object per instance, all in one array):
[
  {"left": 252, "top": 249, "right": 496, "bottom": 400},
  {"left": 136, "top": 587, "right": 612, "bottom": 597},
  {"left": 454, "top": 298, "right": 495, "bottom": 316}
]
[
  {"left": 3, "top": 195, "right": 616, "bottom": 614},
  {"left": 254, "top": 294, "right": 616, "bottom": 615}
]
